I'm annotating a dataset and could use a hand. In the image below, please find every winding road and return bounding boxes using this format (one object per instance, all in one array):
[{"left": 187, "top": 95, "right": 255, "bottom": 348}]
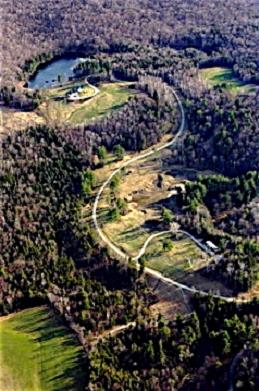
[
  {"left": 92, "top": 86, "right": 184, "bottom": 256},
  {"left": 92, "top": 86, "right": 247, "bottom": 304}
]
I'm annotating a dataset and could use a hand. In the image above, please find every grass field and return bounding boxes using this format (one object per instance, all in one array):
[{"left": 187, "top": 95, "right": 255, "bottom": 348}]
[
  {"left": 69, "top": 82, "right": 135, "bottom": 124},
  {"left": 200, "top": 67, "right": 257, "bottom": 94},
  {"left": 2, "top": 82, "right": 135, "bottom": 132},
  {"left": 0, "top": 306, "right": 86, "bottom": 391},
  {"left": 145, "top": 233, "right": 207, "bottom": 280}
]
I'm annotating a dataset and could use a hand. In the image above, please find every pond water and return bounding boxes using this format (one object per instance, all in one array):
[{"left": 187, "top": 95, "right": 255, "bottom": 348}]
[{"left": 28, "top": 57, "right": 86, "bottom": 89}]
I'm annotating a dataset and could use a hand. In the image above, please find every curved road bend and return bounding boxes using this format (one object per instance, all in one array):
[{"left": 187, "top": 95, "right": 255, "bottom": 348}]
[
  {"left": 92, "top": 86, "right": 248, "bottom": 304},
  {"left": 92, "top": 86, "right": 185, "bottom": 257}
]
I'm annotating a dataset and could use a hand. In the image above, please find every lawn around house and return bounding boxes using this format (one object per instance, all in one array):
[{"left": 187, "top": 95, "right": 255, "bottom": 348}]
[
  {"left": 10, "top": 81, "right": 137, "bottom": 131},
  {"left": 0, "top": 306, "right": 87, "bottom": 391},
  {"left": 69, "top": 82, "right": 135, "bottom": 124}
]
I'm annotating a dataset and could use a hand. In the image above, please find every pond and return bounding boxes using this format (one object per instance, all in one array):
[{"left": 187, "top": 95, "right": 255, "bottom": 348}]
[{"left": 28, "top": 57, "right": 86, "bottom": 89}]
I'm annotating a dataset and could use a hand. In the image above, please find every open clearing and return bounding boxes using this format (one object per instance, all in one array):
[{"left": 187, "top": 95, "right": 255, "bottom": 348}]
[
  {"left": 200, "top": 67, "right": 257, "bottom": 94},
  {"left": 69, "top": 82, "right": 135, "bottom": 124},
  {"left": 2, "top": 82, "right": 135, "bottom": 133},
  {"left": 41, "top": 81, "right": 135, "bottom": 126},
  {"left": 0, "top": 306, "right": 86, "bottom": 391},
  {"left": 145, "top": 232, "right": 208, "bottom": 280},
  {"left": 97, "top": 144, "right": 180, "bottom": 257}
]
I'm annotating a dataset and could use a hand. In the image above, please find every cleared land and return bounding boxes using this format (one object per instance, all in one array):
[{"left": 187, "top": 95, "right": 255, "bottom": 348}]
[
  {"left": 90, "top": 140, "right": 213, "bottom": 260},
  {"left": 2, "top": 82, "right": 135, "bottom": 132},
  {"left": 0, "top": 306, "right": 86, "bottom": 391},
  {"left": 98, "top": 146, "right": 179, "bottom": 256},
  {"left": 144, "top": 232, "right": 207, "bottom": 280},
  {"left": 69, "top": 82, "right": 135, "bottom": 124},
  {"left": 200, "top": 67, "right": 257, "bottom": 94}
]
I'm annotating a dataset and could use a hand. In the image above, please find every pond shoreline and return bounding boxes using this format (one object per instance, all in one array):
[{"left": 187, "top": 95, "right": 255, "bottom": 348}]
[{"left": 27, "top": 54, "right": 91, "bottom": 89}]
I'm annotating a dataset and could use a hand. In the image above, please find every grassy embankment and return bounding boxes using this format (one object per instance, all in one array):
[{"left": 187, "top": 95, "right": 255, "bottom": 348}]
[
  {"left": 200, "top": 67, "right": 257, "bottom": 94},
  {"left": 0, "top": 306, "right": 86, "bottom": 391},
  {"left": 42, "top": 81, "right": 135, "bottom": 125}
]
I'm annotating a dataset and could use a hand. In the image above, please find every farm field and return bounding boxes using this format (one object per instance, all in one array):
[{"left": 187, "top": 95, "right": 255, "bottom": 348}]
[
  {"left": 0, "top": 306, "right": 86, "bottom": 391},
  {"left": 200, "top": 66, "right": 257, "bottom": 94}
]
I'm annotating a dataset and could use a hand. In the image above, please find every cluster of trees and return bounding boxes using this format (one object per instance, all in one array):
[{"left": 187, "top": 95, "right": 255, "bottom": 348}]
[
  {"left": 62, "top": 77, "right": 178, "bottom": 155},
  {"left": 0, "top": 85, "right": 41, "bottom": 110},
  {"left": 217, "top": 197, "right": 259, "bottom": 238},
  {"left": 177, "top": 173, "right": 258, "bottom": 293},
  {"left": 205, "top": 239, "right": 259, "bottom": 293},
  {"left": 22, "top": 51, "right": 59, "bottom": 78},
  {"left": 47, "top": 253, "right": 151, "bottom": 339},
  {"left": 179, "top": 171, "right": 258, "bottom": 243},
  {"left": 87, "top": 96, "right": 175, "bottom": 152},
  {"left": 73, "top": 58, "right": 112, "bottom": 78},
  {"left": 1, "top": 125, "right": 84, "bottom": 266},
  {"left": 182, "top": 91, "right": 259, "bottom": 177},
  {"left": 232, "top": 350, "right": 259, "bottom": 390},
  {"left": 88, "top": 296, "right": 259, "bottom": 390},
  {"left": 183, "top": 172, "right": 259, "bottom": 216}
]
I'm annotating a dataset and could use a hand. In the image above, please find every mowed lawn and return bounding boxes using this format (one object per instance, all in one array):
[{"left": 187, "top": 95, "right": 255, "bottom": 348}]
[
  {"left": 0, "top": 306, "right": 87, "bottom": 391},
  {"left": 69, "top": 82, "right": 135, "bottom": 124},
  {"left": 145, "top": 234, "right": 207, "bottom": 280},
  {"left": 200, "top": 67, "right": 256, "bottom": 94}
]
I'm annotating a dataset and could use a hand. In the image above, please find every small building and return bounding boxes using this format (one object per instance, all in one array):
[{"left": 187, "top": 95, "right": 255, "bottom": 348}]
[{"left": 206, "top": 241, "right": 220, "bottom": 253}]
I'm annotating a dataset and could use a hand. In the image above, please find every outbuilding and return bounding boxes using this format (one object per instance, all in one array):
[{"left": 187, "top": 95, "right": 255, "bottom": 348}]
[{"left": 206, "top": 240, "right": 220, "bottom": 253}]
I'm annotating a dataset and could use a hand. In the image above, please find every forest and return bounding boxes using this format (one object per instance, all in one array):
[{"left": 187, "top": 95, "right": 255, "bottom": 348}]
[
  {"left": 88, "top": 297, "right": 259, "bottom": 390},
  {"left": 2, "top": 0, "right": 258, "bottom": 87},
  {"left": 1, "top": 0, "right": 258, "bottom": 390},
  {"left": 0, "top": 125, "right": 153, "bottom": 341}
]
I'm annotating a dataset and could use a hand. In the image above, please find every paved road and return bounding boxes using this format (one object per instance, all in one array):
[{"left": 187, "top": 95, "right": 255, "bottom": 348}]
[{"left": 92, "top": 85, "right": 248, "bottom": 304}]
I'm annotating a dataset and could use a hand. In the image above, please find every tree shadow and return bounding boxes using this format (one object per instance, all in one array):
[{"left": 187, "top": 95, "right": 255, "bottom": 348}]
[{"left": 9, "top": 307, "right": 88, "bottom": 391}]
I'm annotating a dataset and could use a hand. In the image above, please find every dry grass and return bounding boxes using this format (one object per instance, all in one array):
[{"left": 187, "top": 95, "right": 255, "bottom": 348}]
[
  {"left": 147, "top": 275, "right": 191, "bottom": 320},
  {"left": 103, "top": 207, "right": 152, "bottom": 256},
  {"left": 100, "top": 155, "right": 182, "bottom": 256},
  {"left": 236, "top": 281, "right": 259, "bottom": 302},
  {"left": 93, "top": 138, "right": 186, "bottom": 256},
  {"left": 1, "top": 107, "right": 44, "bottom": 133}
]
